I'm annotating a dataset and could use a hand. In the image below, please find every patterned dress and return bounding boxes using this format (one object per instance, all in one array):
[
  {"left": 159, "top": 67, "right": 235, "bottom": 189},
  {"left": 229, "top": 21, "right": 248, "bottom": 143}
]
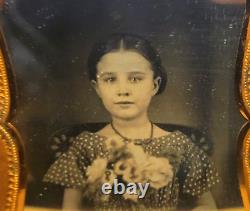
[{"left": 43, "top": 131, "right": 219, "bottom": 210}]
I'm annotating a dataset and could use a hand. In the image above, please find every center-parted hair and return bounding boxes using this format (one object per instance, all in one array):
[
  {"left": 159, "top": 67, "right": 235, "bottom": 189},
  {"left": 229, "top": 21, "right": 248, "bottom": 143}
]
[{"left": 87, "top": 33, "right": 167, "bottom": 95}]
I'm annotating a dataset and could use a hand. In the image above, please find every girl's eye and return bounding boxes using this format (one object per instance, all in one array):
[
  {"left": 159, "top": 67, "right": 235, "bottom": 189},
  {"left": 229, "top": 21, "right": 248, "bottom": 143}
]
[
  {"left": 103, "top": 76, "right": 116, "bottom": 83},
  {"left": 129, "top": 76, "right": 143, "bottom": 83}
]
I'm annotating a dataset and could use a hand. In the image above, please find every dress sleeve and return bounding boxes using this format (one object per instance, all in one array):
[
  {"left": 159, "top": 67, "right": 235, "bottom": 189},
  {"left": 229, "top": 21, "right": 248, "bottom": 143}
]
[
  {"left": 179, "top": 133, "right": 220, "bottom": 197},
  {"left": 43, "top": 134, "right": 89, "bottom": 189}
]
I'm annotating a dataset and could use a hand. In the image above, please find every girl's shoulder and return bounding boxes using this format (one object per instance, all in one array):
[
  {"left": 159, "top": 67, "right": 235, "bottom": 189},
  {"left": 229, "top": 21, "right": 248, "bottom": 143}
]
[
  {"left": 94, "top": 124, "right": 114, "bottom": 137},
  {"left": 70, "top": 130, "right": 107, "bottom": 150},
  {"left": 153, "top": 128, "right": 199, "bottom": 156},
  {"left": 152, "top": 125, "right": 191, "bottom": 145}
]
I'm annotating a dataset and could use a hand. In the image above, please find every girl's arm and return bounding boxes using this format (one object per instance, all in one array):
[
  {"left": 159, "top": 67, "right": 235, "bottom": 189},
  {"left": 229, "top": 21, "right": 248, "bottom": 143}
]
[
  {"left": 63, "top": 188, "right": 82, "bottom": 211},
  {"left": 192, "top": 191, "right": 217, "bottom": 211}
]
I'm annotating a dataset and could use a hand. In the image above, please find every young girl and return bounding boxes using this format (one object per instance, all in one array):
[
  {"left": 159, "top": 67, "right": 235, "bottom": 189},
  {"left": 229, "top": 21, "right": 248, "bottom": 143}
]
[{"left": 43, "top": 34, "right": 219, "bottom": 210}]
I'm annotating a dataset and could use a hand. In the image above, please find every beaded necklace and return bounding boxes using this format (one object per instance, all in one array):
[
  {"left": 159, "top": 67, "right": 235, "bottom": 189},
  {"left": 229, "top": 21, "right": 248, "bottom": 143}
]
[{"left": 110, "top": 121, "right": 154, "bottom": 144}]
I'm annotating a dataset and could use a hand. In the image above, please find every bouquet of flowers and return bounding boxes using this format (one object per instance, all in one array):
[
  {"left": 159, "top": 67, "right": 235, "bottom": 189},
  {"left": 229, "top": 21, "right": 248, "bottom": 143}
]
[{"left": 85, "top": 137, "right": 173, "bottom": 202}]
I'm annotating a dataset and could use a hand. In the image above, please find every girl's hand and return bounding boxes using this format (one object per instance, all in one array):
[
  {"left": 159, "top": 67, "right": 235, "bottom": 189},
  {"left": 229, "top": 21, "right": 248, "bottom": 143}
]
[
  {"left": 63, "top": 188, "right": 82, "bottom": 211},
  {"left": 192, "top": 192, "right": 218, "bottom": 211}
]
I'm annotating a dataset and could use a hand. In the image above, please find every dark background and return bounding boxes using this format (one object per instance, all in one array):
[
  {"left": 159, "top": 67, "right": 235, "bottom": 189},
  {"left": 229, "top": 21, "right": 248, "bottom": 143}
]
[{"left": 1, "top": 0, "right": 246, "bottom": 209}]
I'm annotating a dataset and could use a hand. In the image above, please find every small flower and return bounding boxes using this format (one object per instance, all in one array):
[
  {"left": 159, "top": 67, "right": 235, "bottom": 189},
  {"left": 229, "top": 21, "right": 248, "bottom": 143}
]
[
  {"left": 120, "top": 143, "right": 149, "bottom": 183},
  {"left": 105, "top": 136, "right": 125, "bottom": 151},
  {"left": 114, "top": 159, "right": 133, "bottom": 175},
  {"left": 86, "top": 158, "right": 108, "bottom": 183},
  {"left": 126, "top": 143, "right": 148, "bottom": 165},
  {"left": 143, "top": 157, "right": 173, "bottom": 189},
  {"left": 50, "top": 135, "right": 74, "bottom": 159},
  {"left": 122, "top": 166, "right": 145, "bottom": 183}
]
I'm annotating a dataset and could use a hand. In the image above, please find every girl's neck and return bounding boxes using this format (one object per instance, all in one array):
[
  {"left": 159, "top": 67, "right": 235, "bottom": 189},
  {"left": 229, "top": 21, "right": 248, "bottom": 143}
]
[
  {"left": 112, "top": 114, "right": 150, "bottom": 128},
  {"left": 110, "top": 114, "right": 152, "bottom": 139}
]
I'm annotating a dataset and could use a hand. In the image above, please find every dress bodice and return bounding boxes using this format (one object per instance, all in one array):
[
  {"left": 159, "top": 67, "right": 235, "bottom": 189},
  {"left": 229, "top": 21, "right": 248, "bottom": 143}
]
[{"left": 43, "top": 131, "right": 219, "bottom": 210}]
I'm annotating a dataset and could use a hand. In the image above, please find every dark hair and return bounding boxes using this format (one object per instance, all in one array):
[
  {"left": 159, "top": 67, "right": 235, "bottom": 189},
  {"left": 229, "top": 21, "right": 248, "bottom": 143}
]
[{"left": 87, "top": 33, "right": 167, "bottom": 95}]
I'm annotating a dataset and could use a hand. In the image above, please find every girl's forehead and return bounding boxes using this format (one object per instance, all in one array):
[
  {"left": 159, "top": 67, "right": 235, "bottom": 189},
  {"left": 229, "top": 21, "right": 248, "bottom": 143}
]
[{"left": 97, "top": 51, "right": 152, "bottom": 73}]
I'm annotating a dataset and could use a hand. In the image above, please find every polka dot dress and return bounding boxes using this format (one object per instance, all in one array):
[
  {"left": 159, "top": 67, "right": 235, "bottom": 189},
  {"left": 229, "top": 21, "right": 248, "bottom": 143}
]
[{"left": 43, "top": 131, "right": 219, "bottom": 210}]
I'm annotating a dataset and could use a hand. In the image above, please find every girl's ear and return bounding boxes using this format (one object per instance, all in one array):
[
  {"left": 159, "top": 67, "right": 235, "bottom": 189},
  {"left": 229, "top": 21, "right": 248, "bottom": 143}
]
[
  {"left": 153, "top": 76, "right": 161, "bottom": 96},
  {"left": 91, "top": 80, "right": 101, "bottom": 97}
]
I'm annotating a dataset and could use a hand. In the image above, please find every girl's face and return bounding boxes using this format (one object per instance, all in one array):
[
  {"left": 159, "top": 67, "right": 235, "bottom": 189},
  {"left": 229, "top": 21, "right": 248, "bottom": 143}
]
[{"left": 93, "top": 50, "right": 160, "bottom": 121}]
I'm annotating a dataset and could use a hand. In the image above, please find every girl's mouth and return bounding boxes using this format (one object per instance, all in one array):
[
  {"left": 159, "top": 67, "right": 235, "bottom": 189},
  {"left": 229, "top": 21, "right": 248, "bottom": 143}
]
[{"left": 115, "top": 101, "right": 134, "bottom": 104}]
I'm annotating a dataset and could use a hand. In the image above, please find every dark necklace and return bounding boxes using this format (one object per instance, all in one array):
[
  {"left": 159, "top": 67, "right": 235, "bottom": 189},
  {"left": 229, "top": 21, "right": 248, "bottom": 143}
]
[{"left": 110, "top": 121, "right": 154, "bottom": 143}]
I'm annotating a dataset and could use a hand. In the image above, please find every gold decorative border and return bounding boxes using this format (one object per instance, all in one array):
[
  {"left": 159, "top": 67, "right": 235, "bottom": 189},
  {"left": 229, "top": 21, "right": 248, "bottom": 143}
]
[
  {"left": 0, "top": 125, "right": 19, "bottom": 211},
  {"left": 0, "top": 30, "right": 25, "bottom": 211},
  {"left": 0, "top": 44, "right": 10, "bottom": 123},
  {"left": 238, "top": 123, "right": 250, "bottom": 210},
  {"left": 239, "top": 16, "right": 250, "bottom": 211}
]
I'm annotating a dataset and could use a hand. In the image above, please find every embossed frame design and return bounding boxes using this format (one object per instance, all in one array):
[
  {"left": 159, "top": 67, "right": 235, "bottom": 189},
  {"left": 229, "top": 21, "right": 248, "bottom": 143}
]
[
  {"left": 0, "top": 31, "right": 26, "bottom": 211},
  {"left": 238, "top": 7, "right": 250, "bottom": 210}
]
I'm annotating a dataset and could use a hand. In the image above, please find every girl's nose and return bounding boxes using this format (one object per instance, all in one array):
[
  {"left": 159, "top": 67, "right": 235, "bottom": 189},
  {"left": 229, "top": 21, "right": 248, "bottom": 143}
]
[
  {"left": 116, "top": 81, "right": 131, "bottom": 96},
  {"left": 118, "top": 92, "right": 130, "bottom": 96}
]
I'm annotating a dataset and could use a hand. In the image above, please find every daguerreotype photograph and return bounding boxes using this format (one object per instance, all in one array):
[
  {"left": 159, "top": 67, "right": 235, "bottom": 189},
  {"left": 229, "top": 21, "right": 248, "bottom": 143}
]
[{"left": 0, "top": 0, "right": 247, "bottom": 210}]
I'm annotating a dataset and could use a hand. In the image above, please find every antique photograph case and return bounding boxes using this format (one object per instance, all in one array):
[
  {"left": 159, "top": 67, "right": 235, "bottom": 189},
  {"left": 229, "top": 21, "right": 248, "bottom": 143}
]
[{"left": 0, "top": 0, "right": 248, "bottom": 210}]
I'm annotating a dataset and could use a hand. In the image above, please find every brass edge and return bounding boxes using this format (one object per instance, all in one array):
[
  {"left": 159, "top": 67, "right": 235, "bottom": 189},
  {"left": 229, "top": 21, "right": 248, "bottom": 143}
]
[
  {"left": 0, "top": 27, "right": 25, "bottom": 210},
  {"left": 238, "top": 123, "right": 250, "bottom": 210},
  {"left": 8, "top": 122, "right": 26, "bottom": 211},
  {"left": 242, "top": 130, "right": 250, "bottom": 210},
  {"left": 236, "top": 15, "right": 249, "bottom": 120},
  {"left": 0, "top": 125, "right": 20, "bottom": 211},
  {"left": 0, "top": 42, "right": 10, "bottom": 123},
  {"left": 239, "top": 10, "right": 250, "bottom": 210}
]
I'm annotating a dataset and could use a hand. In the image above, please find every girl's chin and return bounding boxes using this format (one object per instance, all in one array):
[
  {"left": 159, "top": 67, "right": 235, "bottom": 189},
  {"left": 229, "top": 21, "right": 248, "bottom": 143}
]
[{"left": 111, "top": 113, "right": 144, "bottom": 121}]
